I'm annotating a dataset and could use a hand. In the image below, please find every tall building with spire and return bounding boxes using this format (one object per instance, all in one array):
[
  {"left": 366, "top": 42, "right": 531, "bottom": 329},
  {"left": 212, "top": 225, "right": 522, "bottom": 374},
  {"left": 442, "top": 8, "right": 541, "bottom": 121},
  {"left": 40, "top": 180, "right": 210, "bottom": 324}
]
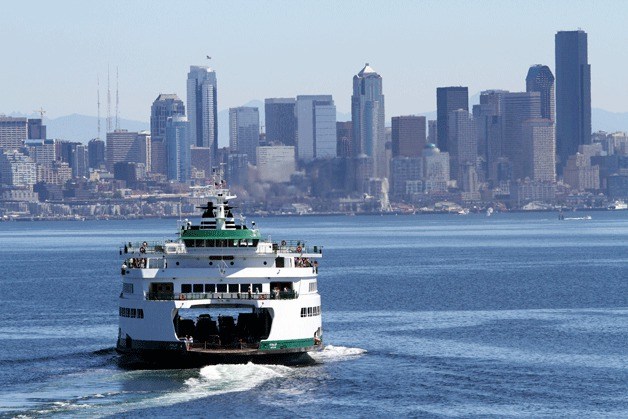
[
  {"left": 187, "top": 66, "right": 218, "bottom": 165},
  {"left": 351, "top": 63, "right": 386, "bottom": 178},
  {"left": 555, "top": 30, "right": 591, "bottom": 171}
]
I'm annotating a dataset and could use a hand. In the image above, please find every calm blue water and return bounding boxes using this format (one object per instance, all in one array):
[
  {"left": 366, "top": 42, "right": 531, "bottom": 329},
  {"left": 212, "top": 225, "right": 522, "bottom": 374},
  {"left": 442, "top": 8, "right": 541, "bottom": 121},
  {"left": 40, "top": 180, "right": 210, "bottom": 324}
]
[{"left": 0, "top": 212, "right": 627, "bottom": 417}]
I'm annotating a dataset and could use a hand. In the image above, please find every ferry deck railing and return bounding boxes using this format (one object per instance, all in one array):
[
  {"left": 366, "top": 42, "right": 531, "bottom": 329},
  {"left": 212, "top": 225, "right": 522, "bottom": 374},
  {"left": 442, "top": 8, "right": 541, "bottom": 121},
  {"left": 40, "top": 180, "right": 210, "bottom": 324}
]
[{"left": 147, "top": 290, "right": 298, "bottom": 301}]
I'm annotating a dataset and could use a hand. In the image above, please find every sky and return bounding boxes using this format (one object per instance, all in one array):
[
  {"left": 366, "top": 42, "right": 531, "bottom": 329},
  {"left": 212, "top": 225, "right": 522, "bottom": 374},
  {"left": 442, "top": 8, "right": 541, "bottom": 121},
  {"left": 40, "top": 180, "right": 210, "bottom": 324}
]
[{"left": 1, "top": 0, "right": 627, "bottom": 122}]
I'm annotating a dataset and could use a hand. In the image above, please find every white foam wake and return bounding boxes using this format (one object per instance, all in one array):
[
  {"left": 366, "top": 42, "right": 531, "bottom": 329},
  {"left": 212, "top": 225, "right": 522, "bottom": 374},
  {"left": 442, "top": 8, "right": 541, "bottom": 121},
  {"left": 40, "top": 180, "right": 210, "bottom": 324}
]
[{"left": 309, "top": 344, "right": 367, "bottom": 362}]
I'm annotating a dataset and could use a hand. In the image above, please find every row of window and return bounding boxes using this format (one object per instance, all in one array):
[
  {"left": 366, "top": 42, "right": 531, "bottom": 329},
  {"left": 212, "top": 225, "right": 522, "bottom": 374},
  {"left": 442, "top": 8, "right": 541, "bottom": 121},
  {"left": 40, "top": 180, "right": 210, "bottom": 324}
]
[
  {"left": 300, "top": 306, "right": 321, "bottom": 317},
  {"left": 183, "top": 239, "right": 259, "bottom": 248},
  {"left": 181, "top": 283, "right": 263, "bottom": 294},
  {"left": 119, "top": 307, "right": 144, "bottom": 319}
]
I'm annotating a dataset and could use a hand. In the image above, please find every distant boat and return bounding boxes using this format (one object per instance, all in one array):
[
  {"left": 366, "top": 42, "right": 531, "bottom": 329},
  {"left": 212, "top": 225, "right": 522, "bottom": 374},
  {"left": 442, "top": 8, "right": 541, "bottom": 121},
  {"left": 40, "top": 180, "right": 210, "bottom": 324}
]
[
  {"left": 564, "top": 216, "right": 592, "bottom": 221},
  {"left": 457, "top": 208, "right": 470, "bottom": 215},
  {"left": 607, "top": 200, "right": 627, "bottom": 210},
  {"left": 486, "top": 207, "right": 494, "bottom": 217}
]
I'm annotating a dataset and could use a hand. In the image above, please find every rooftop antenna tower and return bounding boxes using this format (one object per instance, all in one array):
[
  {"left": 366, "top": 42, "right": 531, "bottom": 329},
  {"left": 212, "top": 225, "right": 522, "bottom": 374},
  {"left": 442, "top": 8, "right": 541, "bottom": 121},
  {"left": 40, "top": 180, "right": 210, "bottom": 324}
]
[
  {"left": 107, "top": 66, "right": 112, "bottom": 132},
  {"left": 115, "top": 66, "right": 120, "bottom": 130},
  {"left": 97, "top": 75, "right": 101, "bottom": 140}
]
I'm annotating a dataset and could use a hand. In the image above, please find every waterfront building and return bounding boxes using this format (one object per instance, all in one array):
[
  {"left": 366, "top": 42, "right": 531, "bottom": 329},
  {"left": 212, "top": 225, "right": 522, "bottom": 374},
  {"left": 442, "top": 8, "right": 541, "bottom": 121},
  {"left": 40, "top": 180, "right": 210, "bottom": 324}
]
[
  {"left": 436, "top": 86, "right": 468, "bottom": 153},
  {"left": 150, "top": 94, "right": 185, "bottom": 175},
  {"left": 88, "top": 139, "right": 105, "bottom": 170},
  {"left": 391, "top": 115, "right": 426, "bottom": 158},
  {"left": 187, "top": 66, "right": 218, "bottom": 163},
  {"left": 563, "top": 152, "right": 600, "bottom": 191},
  {"left": 555, "top": 30, "right": 591, "bottom": 171},
  {"left": 351, "top": 63, "right": 386, "bottom": 178},
  {"left": 166, "top": 116, "right": 190, "bottom": 182},
  {"left": 257, "top": 146, "right": 295, "bottom": 183},
  {"left": 0, "top": 116, "right": 27, "bottom": 150},
  {"left": 229, "top": 107, "right": 260, "bottom": 164},
  {"left": 296, "top": 95, "right": 336, "bottom": 161},
  {"left": 265, "top": 98, "right": 296, "bottom": 146},
  {"left": 522, "top": 119, "right": 556, "bottom": 182}
]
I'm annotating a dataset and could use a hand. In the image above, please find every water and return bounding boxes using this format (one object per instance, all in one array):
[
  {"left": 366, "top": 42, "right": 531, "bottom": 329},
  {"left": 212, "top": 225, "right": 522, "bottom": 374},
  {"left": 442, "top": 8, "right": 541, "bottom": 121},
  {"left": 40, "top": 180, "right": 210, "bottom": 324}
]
[{"left": 0, "top": 212, "right": 627, "bottom": 417}]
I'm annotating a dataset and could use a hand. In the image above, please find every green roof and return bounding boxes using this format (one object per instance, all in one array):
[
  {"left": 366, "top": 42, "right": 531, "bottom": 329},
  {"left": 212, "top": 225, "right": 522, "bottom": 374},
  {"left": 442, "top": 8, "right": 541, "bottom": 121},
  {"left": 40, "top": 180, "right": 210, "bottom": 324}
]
[{"left": 181, "top": 229, "right": 261, "bottom": 240}]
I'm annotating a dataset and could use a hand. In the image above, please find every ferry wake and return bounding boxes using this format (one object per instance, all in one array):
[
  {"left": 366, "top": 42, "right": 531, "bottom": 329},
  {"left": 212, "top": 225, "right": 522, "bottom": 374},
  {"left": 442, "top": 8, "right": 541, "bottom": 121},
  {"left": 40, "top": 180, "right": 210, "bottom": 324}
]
[{"left": 116, "top": 184, "right": 323, "bottom": 366}]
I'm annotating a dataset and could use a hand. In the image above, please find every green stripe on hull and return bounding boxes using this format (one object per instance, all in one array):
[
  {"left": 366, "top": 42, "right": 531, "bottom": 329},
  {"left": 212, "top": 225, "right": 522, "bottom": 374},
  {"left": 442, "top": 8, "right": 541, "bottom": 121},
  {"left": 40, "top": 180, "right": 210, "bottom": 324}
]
[{"left": 259, "top": 338, "right": 315, "bottom": 351}]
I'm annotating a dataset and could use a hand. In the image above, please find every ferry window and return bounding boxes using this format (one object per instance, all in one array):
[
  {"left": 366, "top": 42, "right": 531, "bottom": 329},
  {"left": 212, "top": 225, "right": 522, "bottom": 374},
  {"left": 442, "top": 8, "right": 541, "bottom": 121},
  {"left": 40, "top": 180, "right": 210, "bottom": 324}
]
[
  {"left": 119, "top": 307, "right": 123, "bottom": 316},
  {"left": 217, "top": 284, "right": 227, "bottom": 293},
  {"left": 228, "top": 284, "right": 238, "bottom": 293},
  {"left": 123, "top": 283, "right": 134, "bottom": 294},
  {"left": 138, "top": 309, "right": 144, "bottom": 319},
  {"left": 181, "top": 284, "right": 192, "bottom": 293},
  {"left": 125, "top": 308, "right": 131, "bottom": 317},
  {"left": 130, "top": 308, "right": 137, "bottom": 318},
  {"left": 242, "top": 284, "right": 251, "bottom": 292},
  {"left": 309, "top": 282, "right": 317, "bottom": 292},
  {"left": 193, "top": 284, "right": 203, "bottom": 292},
  {"left": 301, "top": 308, "right": 306, "bottom": 317},
  {"left": 307, "top": 307, "right": 312, "bottom": 317},
  {"left": 205, "top": 284, "right": 215, "bottom": 292},
  {"left": 253, "top": 284, "right": 262, "bottom": 293}
]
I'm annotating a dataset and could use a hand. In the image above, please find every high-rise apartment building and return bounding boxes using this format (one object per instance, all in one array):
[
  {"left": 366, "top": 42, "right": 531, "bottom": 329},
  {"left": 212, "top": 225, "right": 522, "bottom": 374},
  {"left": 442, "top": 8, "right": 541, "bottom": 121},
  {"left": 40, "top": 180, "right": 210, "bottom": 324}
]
[
  {"left": 229, "top": 107, "right": 260, "bottom": 164},
  {"left": 391, "top": 116, "right": 426, "bottom": 158},
  {"left": 351, "top": 64, "right": 386, "bottom": 177},
  {"left": 265, "top": 98, "right": 296, "bottom": 146},
  {"left": 555, "top": 30, "right": 591, "bottom": 170},
  {"left": 165, "top": 116, "right": 190, "bottom": 182},
  {"left": 150, "top": 94, "right": 185, "bottom": 175},
  {"left": 296, "top": 95, "right": 336, "bottom": 161},
  {"left": 436, "top": 87, "right": 468, "bottom": 153},
  {"left": 0, "top": 116, "right": 28, "bottom": 150},
  {"left": 24, "top": 139, "right": 56, "bottom": 166},
  {"left": 187, "top": 66, "right": 218, "bottom": 163},
  {"left": 0, "top": 149, "right": 36, "bottom": 187}
]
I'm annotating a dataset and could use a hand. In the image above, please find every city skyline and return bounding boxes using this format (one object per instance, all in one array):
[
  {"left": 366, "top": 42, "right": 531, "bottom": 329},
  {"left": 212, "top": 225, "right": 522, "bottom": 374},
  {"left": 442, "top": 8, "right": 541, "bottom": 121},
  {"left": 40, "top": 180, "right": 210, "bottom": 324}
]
[{"left": 2, "top": 1, "right": 628, "bottom": 124}]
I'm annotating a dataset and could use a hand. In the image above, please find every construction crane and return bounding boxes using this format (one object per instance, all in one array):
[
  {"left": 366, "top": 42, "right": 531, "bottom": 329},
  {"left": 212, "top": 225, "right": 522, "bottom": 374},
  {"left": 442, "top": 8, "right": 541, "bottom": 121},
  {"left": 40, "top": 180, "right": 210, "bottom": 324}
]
[{"left": 33, "top": 107, "right": 46, "bottom": 120}]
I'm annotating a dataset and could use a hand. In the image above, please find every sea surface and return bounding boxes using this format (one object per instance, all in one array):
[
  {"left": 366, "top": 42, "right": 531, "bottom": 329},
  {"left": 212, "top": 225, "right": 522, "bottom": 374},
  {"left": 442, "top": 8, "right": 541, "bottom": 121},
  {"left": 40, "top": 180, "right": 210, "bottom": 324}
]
[{"left": 0, "top": 211, "right": 627, "bottom": 418}]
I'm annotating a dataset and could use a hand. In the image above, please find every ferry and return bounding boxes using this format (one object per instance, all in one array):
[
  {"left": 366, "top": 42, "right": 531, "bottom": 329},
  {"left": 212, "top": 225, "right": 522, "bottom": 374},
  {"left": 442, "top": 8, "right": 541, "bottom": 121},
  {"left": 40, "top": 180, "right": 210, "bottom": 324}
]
[
  {"left": 116, "top": 185, "right": 323, "bottom": 366},
  {"left": 607, "top": 200, "right": 627, "bottom": 210}
]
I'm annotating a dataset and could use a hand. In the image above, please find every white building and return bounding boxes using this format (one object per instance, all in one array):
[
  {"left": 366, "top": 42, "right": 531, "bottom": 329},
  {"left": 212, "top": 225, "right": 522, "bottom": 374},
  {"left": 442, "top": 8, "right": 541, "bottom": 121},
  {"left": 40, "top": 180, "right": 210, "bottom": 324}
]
[
  {"left": 296, "top": 95, "right": 336, "bottom": 161},
  {"left": 257, "top": 146, "right": 295, "bottom": 183},
  {"left": 0, "top": 149, "right": 37, "bottom": 187}
]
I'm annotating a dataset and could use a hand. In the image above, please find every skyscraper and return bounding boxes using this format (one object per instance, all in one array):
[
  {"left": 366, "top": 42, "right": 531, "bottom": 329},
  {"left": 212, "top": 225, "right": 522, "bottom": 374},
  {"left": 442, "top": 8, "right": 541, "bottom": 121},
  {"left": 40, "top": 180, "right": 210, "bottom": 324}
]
[
  {"left": 0, "top": 116, "right": 27, "bottom": 150},
  {"left": 166, "top": 116, "right": 190, "bottom": 182},
  {"left": 229, "top": 107, "right": 260, "bottom": 164},
  {"left": 502, "top": 92, "right": 542, "bottom": 180},
  {"left": 555, "top": 30, "right": 591, "bottom": 170},
  {"left": 88, "top": 138, "right": 106, "bottom": 169},
  {"left": 187, "top": 66, "right": 218, "bottom": 164},
  {"left": 106, "top": 130, "right": 151, "bottom": 171},
  {"left": 150, "top": 94, "right": 185, "bottom": 175},
  {"left": 391, "top": 115, "right": 426, "bottom": 158},
  {"left": 436, "top": 86, "right": 468, "bottom": 153},
  {"left": 27, "top": 119, "right": 46, "bottom": 140},
  {"left": 265, "top": 98, "right": 296, "bottom": 146},
  {"left": 473, "top": 90, "right": 508, "bottom": 182},
  {"left": 522, "top": 119, "right": 556, "bottom": 182},
  {"left": 526, "top": 65, "right": 555, "bottom": 121},
  {"left": 296, "top": 95, "right": 337, "bottom": 161},
  {"left": 351, "top": 63, "right": 386, "bottom": 177},
  {"left": 448, "top": 109, "right": 477, "bottom": 184}
]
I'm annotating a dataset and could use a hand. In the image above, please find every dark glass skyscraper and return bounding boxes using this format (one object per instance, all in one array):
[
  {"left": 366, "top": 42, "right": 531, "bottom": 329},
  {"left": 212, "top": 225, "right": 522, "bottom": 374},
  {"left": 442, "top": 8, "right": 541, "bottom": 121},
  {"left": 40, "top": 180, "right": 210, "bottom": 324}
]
[
  {"left": 555, "top": 30, "right": 591, "bottom": 170},
  {"left": 265, "top": 98, "right": 296, "bottom": 146},
  {"left": 436, "top": 87, "right": 468, "bottom": 153}
]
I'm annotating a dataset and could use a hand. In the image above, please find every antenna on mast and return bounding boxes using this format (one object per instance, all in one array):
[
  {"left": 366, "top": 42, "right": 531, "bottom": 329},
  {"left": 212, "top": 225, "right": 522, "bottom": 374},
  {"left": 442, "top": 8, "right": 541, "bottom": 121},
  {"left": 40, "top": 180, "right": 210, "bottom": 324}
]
[
  {"left": 97, "top": 75, "right": 101, "bottom": 140},
  {"left": 115, "top": 66, "right": 120, "bottom": 130},
  {"left": 107, "top": 66, "right": 112, "bottom": 132}
]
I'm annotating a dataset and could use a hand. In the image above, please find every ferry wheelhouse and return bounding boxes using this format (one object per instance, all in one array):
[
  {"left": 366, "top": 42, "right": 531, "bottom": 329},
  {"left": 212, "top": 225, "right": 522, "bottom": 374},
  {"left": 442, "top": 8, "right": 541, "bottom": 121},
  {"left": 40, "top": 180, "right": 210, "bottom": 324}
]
[{"left": 116, "top": 187, "right": 323, "bottom": 365}]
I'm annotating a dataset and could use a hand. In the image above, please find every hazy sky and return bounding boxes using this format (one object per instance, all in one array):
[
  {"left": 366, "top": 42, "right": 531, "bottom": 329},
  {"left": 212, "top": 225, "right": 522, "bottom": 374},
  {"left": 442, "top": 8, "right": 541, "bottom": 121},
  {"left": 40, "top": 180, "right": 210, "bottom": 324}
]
[{"left": 2, "top": 0, "right": 627, "bottom": 122}]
